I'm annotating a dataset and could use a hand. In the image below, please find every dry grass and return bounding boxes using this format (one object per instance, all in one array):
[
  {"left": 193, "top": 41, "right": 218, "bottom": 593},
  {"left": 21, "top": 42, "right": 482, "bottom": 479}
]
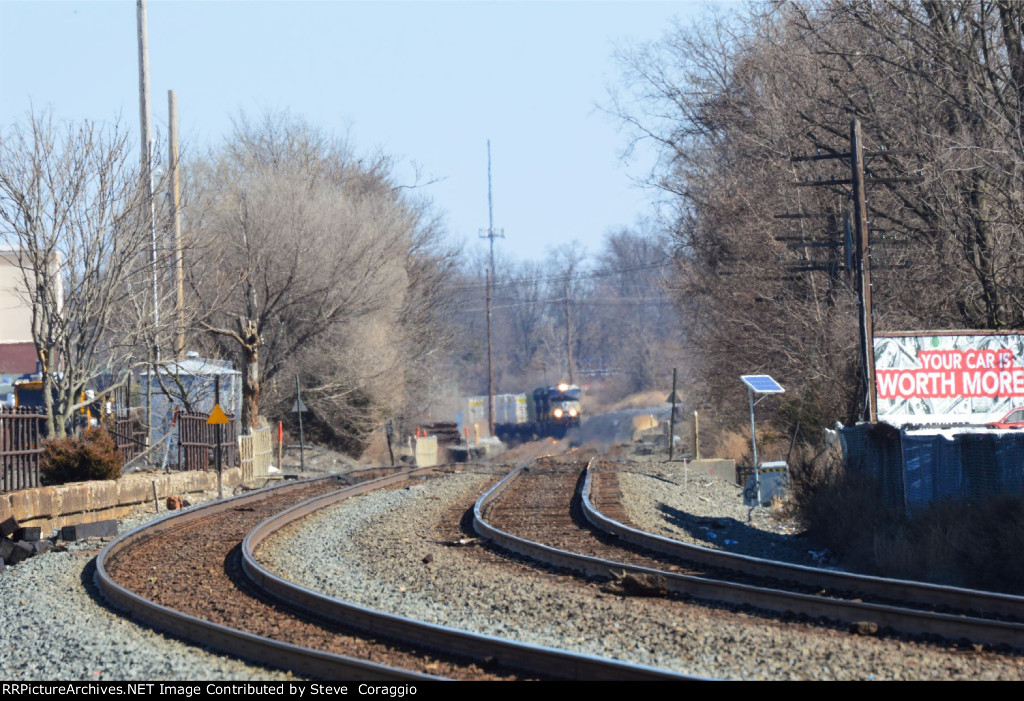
[
  {"left": 716, "top": 430, "right": 752, "bottom": 464},
  {"left": 581, "top": 385, "right": 670, "bottom": 415},
  {"left": 788, "top": 448, "right": 1024, "bottom": 594}
]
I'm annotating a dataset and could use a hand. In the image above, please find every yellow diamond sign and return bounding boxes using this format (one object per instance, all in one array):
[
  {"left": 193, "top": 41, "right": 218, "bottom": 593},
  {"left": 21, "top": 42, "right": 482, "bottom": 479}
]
[{"left": 206, "top": 404, "right": 230, "bottom": 425}]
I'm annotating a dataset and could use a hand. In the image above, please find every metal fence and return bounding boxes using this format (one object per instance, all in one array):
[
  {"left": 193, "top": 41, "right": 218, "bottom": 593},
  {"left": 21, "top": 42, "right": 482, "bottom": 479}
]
[
  {"left": 108, "top": 416, "right": 148, "bottom": 464},
  {"left": 239, "top": 425, "right": 274, "bottom": 483},
  {"left": 0, "top": 406, "right": 46, "bottom": 492},
  {"left": 177, "top": 412, "right": 239, "bottom": 471},
  {"left": 840, "top": 423, "right": 1024, "bottom": 514}
]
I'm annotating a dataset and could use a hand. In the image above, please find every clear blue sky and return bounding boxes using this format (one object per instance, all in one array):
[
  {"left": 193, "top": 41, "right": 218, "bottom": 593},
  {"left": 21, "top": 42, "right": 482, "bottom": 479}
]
[{"left": 0, "top": 1, "right": 727, "bottom": 261}]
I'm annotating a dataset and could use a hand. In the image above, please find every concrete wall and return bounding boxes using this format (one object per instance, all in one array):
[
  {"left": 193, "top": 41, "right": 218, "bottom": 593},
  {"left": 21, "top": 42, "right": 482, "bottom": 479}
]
[{"left": 0, "top": 468, "right": 246, "bottom": 533}]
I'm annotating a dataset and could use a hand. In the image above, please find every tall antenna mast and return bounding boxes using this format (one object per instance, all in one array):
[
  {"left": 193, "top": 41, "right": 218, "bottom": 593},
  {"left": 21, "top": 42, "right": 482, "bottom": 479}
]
[{"left": 480, "top": 140, "right": 504, "bottom": 437}]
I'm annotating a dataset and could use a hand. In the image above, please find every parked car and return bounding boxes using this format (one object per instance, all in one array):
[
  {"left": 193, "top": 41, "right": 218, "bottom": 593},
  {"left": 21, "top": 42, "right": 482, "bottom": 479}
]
[{"left": 989, "top": 407, "right": 1024, "bottom": 429}]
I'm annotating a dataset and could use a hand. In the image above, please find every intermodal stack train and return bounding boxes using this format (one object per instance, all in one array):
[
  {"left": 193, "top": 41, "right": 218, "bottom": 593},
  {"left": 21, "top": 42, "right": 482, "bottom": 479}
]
[{"left": 461, "top": 383, "right": 582, "bottom": 442}]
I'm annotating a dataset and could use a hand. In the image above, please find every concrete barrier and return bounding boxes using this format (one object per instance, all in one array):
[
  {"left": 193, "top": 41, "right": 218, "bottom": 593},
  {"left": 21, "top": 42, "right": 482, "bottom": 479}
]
[
  {"left": 685, "top": 459, "right": 737, "bottom": 484},
  {"left": 415, "top": 436, "right": 438, "bottom": 467},
  {"left": 0, "top": 468, "right": 245, "bottom": 533}
]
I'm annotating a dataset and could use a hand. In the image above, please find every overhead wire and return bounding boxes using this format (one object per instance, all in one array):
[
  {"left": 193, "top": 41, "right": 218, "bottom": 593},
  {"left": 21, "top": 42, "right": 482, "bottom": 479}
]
[{"left": 448, "top": 260, "right": 672, "bottom": 294}]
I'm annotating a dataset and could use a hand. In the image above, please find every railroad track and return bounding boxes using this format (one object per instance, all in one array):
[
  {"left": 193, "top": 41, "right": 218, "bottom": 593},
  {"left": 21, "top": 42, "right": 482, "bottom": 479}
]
[
  {"left": 240, "top": 467, "right": 692, "bottom": 681},
  {"left": 95, "top": 464, "right": 692, "bottom": 680},
  {"left": 585, "top": 458, "right": 1024, "bottom": 625},
  {"left": 474, "top": 456, "right": 1024, "bottom": 652}
]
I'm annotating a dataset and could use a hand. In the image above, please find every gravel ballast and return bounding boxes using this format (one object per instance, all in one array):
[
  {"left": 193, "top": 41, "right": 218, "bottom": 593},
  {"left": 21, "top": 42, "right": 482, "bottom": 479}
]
[
  {"left": 256, "top": 465, "right": 1024, "bottom": 681},
  {"left": 611, "top": 457, "right": 825, "bottom": 567},
  {"left": 0, "top": 448, "right": 353, "bottom": 681},
  {"left": 4, "top": 451, "right": 1024, "bottom": 680},
  {"left": 0, "top": 505, "right": 299, "bottom": 681}
]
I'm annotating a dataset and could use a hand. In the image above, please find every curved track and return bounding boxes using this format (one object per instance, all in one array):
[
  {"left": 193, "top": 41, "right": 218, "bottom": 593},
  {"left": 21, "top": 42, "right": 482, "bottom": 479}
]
[
  {"left": 240, "top": 470, "right": 695, "bottom": 681},
  {"left": 96, "top": 464, "right": 695, "bottom": 680},
  {"left": 97, "top": 467, "right": 510, "bottom": 680},
  {"left": 585, "top": 458, "right": 1024, "bottom": 623},
  {"left": 474, "top": 456, "right": 1024, "bottom": 651}
]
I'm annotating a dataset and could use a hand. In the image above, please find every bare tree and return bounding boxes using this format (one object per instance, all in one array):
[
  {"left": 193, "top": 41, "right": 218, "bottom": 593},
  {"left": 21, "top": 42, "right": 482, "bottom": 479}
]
[
  {"left": 610, "top": 0, "right": 1024, "bottom": 447},
  {"left": 590, "top": 225, "right": 679, "bottom": 392},
  {"left": 0, "top": 111, "right": 155, "bottom": 436},
  {"left": 185, "top": 112, "right": 454, "bottom": 439}
]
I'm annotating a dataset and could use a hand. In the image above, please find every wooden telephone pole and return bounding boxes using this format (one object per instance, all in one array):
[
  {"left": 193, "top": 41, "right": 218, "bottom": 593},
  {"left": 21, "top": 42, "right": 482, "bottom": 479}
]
[
  {"left": 849, "top": 119, "right": 877, "bottom": 423},
  {"left": 168, "top": 90, "right": 185, "bottom": 360},
  {"left": 791, "top": 118, "right": 921, "bottom": 423}
]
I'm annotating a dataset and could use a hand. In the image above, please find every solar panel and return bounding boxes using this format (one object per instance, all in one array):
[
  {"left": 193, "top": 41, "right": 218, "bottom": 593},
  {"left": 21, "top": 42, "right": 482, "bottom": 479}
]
[{"left": 741, "top": 375, "right": 785, "bottom": 394}]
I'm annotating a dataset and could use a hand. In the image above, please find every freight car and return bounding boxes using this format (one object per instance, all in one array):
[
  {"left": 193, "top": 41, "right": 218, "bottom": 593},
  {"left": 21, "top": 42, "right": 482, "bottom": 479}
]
[
  {"left": 485, "top": 383, "right": 582, "bottom": 441},
  {"left": 459, "top": 383, "right": 583, "bottom": 443}
]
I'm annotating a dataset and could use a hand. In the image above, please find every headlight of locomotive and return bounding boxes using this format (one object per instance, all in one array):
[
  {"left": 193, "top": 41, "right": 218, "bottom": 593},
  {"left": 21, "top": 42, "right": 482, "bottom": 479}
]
[
  {"left": 569, "top": 408, "right": 578, "bottom": 417},
  {"left": 553, "top": 408, "right": 564, "bottom": 418}
]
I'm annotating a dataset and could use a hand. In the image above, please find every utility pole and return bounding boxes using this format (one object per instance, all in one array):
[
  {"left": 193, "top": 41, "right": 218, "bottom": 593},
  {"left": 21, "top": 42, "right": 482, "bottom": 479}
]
[
  {"left": 148, "top": 139, "right": 160, "bottom": 359},
  {"left": 137, "top": 1, "right": 151, "bottom": 183},
  {"left": 850, "top": 119, "right": 877, "bottom": 423},
  {"left": 790, "top": 118, "right": 921, "bottom": 423},
  {"left": 137, "top": 0, "right": 155, "bottom": 441},
  {"left": 564, "top": 279, "right": 574, "bottom": 385},
  {"left": 480, "top": 140, "right": 504, "bottom": 437},
  {"left": 168, "top": 90, "right": 185, "bottom": 360}
]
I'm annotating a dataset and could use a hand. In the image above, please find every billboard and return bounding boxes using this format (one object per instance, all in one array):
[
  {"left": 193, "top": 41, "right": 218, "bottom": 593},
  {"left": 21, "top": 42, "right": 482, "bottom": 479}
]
[{"left": 874, "top": 332, "right": 1024, "bottom": 426}]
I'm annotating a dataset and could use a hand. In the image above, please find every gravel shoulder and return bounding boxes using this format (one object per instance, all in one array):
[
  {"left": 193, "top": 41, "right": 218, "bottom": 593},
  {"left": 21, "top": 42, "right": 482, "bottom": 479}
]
[
  {"left": 0, "top": 457, "right": 343, "bottom": 682},
  {"left": 0, "top": 507, "right": 301, "bottom": 681},
  {"left": 607, "top": 454, "right": 826, "bottom": 567},
  {"left": 256, "top": 464, "right": 1024, "bottom": 681}
]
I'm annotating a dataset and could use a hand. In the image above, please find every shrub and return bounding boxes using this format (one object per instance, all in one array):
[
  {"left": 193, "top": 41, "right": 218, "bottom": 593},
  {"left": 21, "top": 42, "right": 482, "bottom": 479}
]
[
  {"left": 40, "top": 427, "right": 123, "bottom": 485},
  {"left": 787, "top": 445, "right": 1024, "bottom": 594}
]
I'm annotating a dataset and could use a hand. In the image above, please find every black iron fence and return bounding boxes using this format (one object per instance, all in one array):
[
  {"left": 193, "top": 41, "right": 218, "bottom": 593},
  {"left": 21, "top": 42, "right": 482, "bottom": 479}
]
[
  {"left": 177, "top": 412, "right": 239, "bottom": 471},
  {"left": 0, "top": 406, "right": 46, "bottom": 492}
]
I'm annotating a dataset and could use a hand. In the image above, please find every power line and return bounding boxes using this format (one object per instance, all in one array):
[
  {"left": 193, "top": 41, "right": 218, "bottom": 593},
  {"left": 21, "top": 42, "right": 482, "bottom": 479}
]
[
  {"left": 449, "top": 261, "right": 672, "bottom": 294},
  {"left": 460, "top": 297, "right": 674, "bottom": 313}
]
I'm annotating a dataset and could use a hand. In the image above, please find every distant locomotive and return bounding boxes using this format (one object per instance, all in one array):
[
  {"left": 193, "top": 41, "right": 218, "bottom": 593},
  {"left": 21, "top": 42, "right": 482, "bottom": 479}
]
[
  {"left": 472, "top": 383, "right": 581, "bottom": 442},
  {"left": 530, "top": 383, "right": 582, "bottom": 438}
]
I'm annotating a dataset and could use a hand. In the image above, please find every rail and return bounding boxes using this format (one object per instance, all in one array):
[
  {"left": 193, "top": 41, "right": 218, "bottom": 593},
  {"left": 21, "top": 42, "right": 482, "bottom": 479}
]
[
  {"left": 94, "top": 472, "right": 436, "bottom": 681},
  {"left": 473, "top": 458, "right": 1024, "bottom": 650},
  {"left": 241, "top": 466, "right": 693, "bottom": 681},
  {"left": 581, "top": 462, "right": 1024, "bottom": 621}
]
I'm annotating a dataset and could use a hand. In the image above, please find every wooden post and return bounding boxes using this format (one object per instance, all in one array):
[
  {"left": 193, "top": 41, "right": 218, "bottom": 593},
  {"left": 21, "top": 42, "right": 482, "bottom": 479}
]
[
  {"left": 851, "top": 119, "right": 877, "bottom": 423},
  {"left": 668, "top": 368, "right": 677, "bottom": 461},
  {"left": 168, "top": 90, "right": 185, "bottom": 359}
]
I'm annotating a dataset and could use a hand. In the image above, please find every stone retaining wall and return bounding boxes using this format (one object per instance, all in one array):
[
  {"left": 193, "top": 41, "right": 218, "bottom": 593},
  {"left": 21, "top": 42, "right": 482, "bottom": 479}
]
[{"left": 0, "top": 468, "right": 245, "bottom": 533}]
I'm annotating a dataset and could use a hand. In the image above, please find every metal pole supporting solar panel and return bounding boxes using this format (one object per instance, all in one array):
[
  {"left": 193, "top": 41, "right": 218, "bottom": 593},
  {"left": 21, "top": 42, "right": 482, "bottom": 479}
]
[
  {"left": 740, "top": 375, "right": 784, "bottom": 508},
  {"left": 749, "top": 387, "right": 761, "bottom": 506}
]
